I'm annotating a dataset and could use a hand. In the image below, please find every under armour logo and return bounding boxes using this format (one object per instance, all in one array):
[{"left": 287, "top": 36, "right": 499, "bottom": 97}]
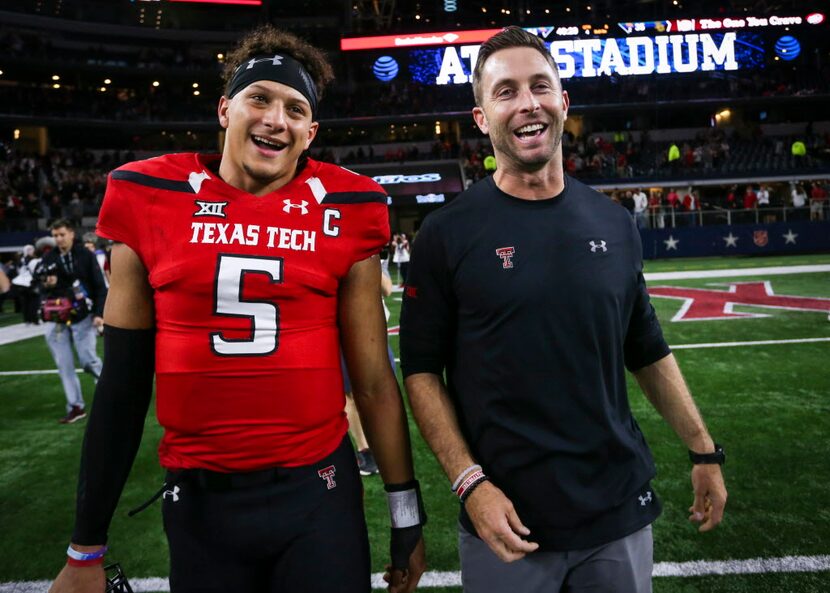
[
  {"left": 194, "top": 200, "right": 228, "bottom": 218},
  {"left": 589, "top": 240, "right": 607, "bottom": 253},
  {"left": 163, "top": 486, "right": 180, "bottom": 502},
  {"left": 638, "top": 491, "right": 653, "bottom": 506},
  {"left": 188, "top": 170, "right": 211, "bottom": 193},
  {"left": 246, "top": 54, "right": 283, "bottom": 69},
  {"left": 495, "top": 246, "right": 516, "bottom": 269},
  {"left": 318, "top": 465, "right": 337, "bottom": 490},
  {"left": 283, "top": 199, "right": 309, "bottom": 215}
]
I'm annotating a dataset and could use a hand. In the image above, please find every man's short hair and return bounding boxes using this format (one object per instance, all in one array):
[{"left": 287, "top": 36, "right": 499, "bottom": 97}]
[
  {"left": 222, "top": 25, "right": 335, "bottom": 101},
  {"left": 472, "top": 26, "right": 560, "bottom": 107},
  {"left": 83, "top": 232, "right": 98, "bottom": 245},
  {"left": 50, "top": 218, "right": 75, "bottom": 232}
]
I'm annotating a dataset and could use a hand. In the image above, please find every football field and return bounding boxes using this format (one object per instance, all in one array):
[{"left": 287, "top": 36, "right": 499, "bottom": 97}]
[{"left": 0, "top": 254, "right": 828, "bottom": 592}]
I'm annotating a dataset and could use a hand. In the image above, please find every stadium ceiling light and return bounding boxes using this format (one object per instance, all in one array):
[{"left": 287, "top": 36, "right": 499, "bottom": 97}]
[
  {"left": 0, "top": 70, "right": 4, "bottom": 76},
  {"left": 566, "top": 7, "right": 571, "bottom": 12},
  {"left": 104, "top": 78, "right": 112, "bottom": 84},
  {"left": 14, "top": 129, "right": 20, "bottom": 139},
  {"left": 152, "top": 81, "right": 160, "bottom": 87},
  {"left": 481, "top": 7, "right": 486, "bottom": 12},
  {"left": 193, "top": 82, "right": 199, "bottom": 88},
  {"left": 545, "top": 9, "right": 550, "bottom": 13},
  {"left": 194, "top": 90, "right": 200, "bottom": 96},
  {"left": 217, "top": 53, "right": 224, "bottom": 60},
  {"left": 587, "top": 5, "right": 592, "bottom": 11},
  {"left": 99, "top": 86, "right": 107, "bottom": 92},
  {"left": 52, "top": 74, "right": 60, "bottom": 81},
  {"left": 52, "top": 83, "right": 60, "bottom": 89},
  {"left": 415, "top": 14, "right": 420, "bottom": 20}
]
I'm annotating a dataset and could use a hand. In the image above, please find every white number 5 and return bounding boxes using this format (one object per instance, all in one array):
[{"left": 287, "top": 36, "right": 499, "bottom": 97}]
[{"left": 211, "top": 254, "right": 283, "bottom": 356}]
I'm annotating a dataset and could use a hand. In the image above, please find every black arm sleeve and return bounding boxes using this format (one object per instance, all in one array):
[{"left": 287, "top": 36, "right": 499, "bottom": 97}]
[{"left": 72, "top": 325, "right": 155, "bottom": 545}]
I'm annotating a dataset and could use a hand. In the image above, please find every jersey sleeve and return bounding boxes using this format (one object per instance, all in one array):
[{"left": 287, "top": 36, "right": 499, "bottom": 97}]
[
  {"left": 623, "top": 220, "right": 671, "bottom": 371},
  {"left": 96, "top": 170, "right": 147, "bottom": 259},
  {"left": 399, "top": 216, "right": 456, "bottom": 377},
  {"left": 351, "top": 199, "right": 390, "bottom": 263},
  {"left": 326, "top": 167, "right": 390, "bottom": 265}
]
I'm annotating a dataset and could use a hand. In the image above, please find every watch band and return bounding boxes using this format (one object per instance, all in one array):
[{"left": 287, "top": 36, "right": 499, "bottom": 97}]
[{"left": 689, "top": 443, "right": 725, "bottom": 465}]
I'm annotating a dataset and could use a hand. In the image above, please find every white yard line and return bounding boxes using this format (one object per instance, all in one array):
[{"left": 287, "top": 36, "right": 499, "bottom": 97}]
[
  {"left": 0, "top": 323, "right": 45, "bottom": 346},
  {"left": 643, "top": 264, "right": 830, "bottom": 281},
  {"left": 2, "top": 555, "right": 828, "bottom": 592},
  {"left": 671, "top": 336, "right": 830, "bottom": 349}
]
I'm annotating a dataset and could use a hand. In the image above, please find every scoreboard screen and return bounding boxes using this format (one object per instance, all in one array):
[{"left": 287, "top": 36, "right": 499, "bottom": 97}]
[{"left": 342, "top": 12, "right": 825, "bottom": 85}]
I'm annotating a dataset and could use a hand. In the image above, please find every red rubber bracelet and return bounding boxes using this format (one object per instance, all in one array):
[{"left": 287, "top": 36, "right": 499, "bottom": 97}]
[{"left": 67, "top": 556, "right": 105, "bottom": 568}]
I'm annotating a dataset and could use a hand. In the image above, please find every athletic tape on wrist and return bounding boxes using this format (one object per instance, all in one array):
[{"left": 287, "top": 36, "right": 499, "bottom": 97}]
[
  {"left": 386, "top": 488, "right": 421, "bottom": 529},
  {"left": 451, "top": 464, "right": 481, "bottom": 492}
]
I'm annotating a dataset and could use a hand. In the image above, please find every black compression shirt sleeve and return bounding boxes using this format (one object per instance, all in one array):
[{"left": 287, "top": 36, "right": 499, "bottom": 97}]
[{"left": 72, "top": 325, "right": 155, "bottom": 545}]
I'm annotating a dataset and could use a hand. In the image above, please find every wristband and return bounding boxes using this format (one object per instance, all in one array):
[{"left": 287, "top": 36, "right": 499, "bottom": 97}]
[
  {"left": 67, "top": 556, "right": 105, "bottom": 568},
  {"left": 455, "top": 469, "right": 485, "bottom": 499},
  {"left": 67, "top": 545, "right": 107, "bottom": 561},
  {"left": 689, "top": 443, "right": 725, "bottom": 465},
  {"left": 456, "top": 469, "right": 489, "bottom": 502},
  {"left": 451, "top": 464, "right": 481, "bottom": 492},
  {"left": 459, "top": 475, "right": 490, "bottom": 504}
]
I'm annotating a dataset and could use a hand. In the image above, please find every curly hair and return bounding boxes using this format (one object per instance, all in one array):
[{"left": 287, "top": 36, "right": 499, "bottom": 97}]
[{"left": 222, "top": 25, "right": 335, "bottom": 100}]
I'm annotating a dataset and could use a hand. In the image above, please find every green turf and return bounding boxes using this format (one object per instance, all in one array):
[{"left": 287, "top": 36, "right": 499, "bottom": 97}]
[{"left": 1, "top": 254, "right": 828, "bottom": 591}]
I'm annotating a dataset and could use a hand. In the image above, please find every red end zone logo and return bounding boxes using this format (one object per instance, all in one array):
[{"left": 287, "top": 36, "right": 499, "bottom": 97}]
[{"left": 648, "top": 281, "right": 830, "bottom": 321}]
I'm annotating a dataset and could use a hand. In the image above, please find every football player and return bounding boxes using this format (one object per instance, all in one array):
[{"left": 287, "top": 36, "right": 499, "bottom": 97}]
[{"left": 50, "top": 26, "right": 425, "bottom": 593}]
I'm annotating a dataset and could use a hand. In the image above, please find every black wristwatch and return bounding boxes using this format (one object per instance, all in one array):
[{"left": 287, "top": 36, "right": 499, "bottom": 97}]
[{"left": 689, "top": 443, "right": 725, "bottom": 465}]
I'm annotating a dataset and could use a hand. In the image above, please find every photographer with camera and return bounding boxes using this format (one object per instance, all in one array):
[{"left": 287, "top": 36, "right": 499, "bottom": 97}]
[{"left": 39, "top": 219, "right": 107, "bottom": 424}]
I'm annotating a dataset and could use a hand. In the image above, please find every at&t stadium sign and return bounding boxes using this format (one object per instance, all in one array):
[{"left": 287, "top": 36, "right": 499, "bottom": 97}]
[{"left": 342, "top": 13, "right": 823, "bottom": 85}]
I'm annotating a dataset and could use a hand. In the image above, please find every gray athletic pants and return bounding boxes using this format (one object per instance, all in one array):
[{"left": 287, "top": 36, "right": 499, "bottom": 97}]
[
  {"left": 459, "top": 522, "right": 653, "bottom": 593},
  {"left": 44, "top": 316, "right": 102, "bottom": 412}
]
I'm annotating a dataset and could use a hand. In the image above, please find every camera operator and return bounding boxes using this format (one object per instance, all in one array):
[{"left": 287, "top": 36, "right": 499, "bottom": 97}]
[{"left": 39, "top": 219, "right": 107, "bottom": 424}]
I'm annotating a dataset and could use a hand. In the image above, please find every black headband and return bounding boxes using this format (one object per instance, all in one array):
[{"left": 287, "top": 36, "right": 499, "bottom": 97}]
[{"left": 227, "top": 53, "right": 319, "bottom": 118}]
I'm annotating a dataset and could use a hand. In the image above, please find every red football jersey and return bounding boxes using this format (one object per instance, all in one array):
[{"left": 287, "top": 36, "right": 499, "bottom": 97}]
[{"left": 97, "top": 154, "right": 390, "bottom": 471}]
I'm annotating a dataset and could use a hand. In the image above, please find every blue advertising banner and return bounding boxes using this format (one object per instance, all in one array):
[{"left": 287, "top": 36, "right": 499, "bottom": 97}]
[{"left": 640, "top": 221, "right": 830, "bottom": 259}]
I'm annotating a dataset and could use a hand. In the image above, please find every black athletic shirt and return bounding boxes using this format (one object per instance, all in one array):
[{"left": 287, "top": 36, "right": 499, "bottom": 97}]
[{"left": 400, "top": 174, "right": 671, "bottom": 551}]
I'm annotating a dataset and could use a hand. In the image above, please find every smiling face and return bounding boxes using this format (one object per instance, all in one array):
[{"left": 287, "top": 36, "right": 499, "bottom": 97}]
[
  {"left": 217, "top": 79, "right": 319, "bottom": 196},
  {"left": 472, "top": 46, "right": 569, "bottom": 175}
]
